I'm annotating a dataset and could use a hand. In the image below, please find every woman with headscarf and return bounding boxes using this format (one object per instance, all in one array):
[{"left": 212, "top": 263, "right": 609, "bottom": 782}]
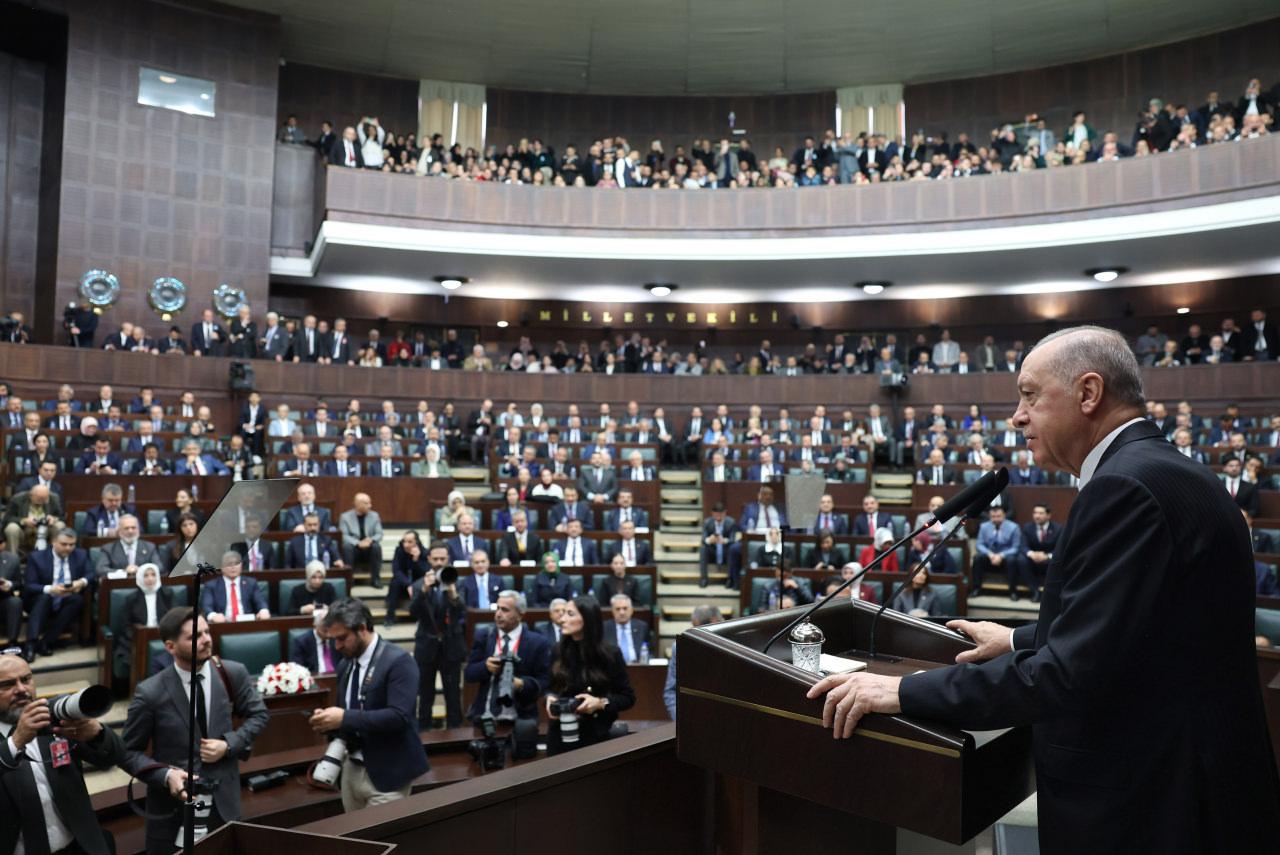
[
  {"left": 115, "top": 563, "right": 174, "bottom": 676},
  {"left": 416, "top": 443, "right": 451, "bottom": 478},
  {"left": 858, "top": 527, "right": 900, "bottom": 573},
  {"left": 435, "top": 489, "right": 476, "bottom": 530},
  {"left": 287, "top": 560, "right": 337, "bottom": 615},
  {"left": 544, "top": 595, "right": 635, "bottom": 754}
]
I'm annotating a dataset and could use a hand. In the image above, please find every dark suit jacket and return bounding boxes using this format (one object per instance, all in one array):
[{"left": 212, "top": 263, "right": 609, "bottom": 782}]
[
  {"left": 1227, "top": 478, "right": 1261, "bottom": 516},
  {"left": 739, "top": 502, "right": 787, "bottom": 532},
  {"left": 602, "top": 618, "right": 651, "bottom": 655},
  {"left": 496, "top": 531, "right": 545, "bottom": 564},
  {"left": 230, "top": 539, "right": 278, "bottom": 570},
  {"left": 290, "top": 630, "right": 338, "bottom": 673},
  {"left": 917, "top": 465, "right": 958, "bottom": 485},
  {"left": 603, "top": 507, "right": 650, "bottom": 531},
  {"left": 73, "top": 451, "right": 124, "bottom": 474},
  {"left": 898, "top": 420, "right": 1280, "bottom": 853},
  {"left": 122, "top": 658, "right": 269, "bottom": 826},
  {"left": 554, "top": 538, "right": 600, "bottom": 565},
  {"left": 285, "top": 533, "right": 342, "bottom": 569},
  {"left": 1241, "top": 321, "right": 1278, "bottom": 360},
  {"left": 459, "top": 572, "right": 504, "bottom": 608},
  {"left": 851, "top": 512, "right": 891, "bottom": 537},
  {"left": 0, "top": 718, "right": 126, "bottom": 855},
  {"left": 200, "top": 575, "right": 269, "bottom": 616},
  {"left": 592, "top": 573, "right": 639, "bottom": 604},
  {"left": 24, "top": 547, "right": 93, "bottom": 596},
  {"left": 335, "top": 639, "right": 428, "bottom": 791},
  {"left": 1021, "top": 520, "right": 1063, "bottom": 556},
  {"left": 292, "top": 327, "right": 323, "bottom": 362},
  {"left": 282, "top": 504, "right": 333, "bottom": 532},
  {"left": 464, "top": 625, "right": 553, "bottom": 721},
  {"left": 548, "top": 501, "right": 593, "bottom": 530},
  {"left": 526, "top": 570, "right": 577, "bottom": 607},
  {"left": 190, "top": 321, "right": 225, "bottom": 355},
  {"left": 446, "top": 535, "right": 491, "bottom": 563},
  {"left": 604, "top": 538, "right": 652, "bottom": 566},
  {"left": 409, "top": 585, "right": 467, "bottom": 661}
]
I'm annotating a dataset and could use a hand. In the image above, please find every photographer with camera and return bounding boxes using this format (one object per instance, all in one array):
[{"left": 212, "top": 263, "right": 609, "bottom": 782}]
[
  {"left": 411, "top": 540, "right": 467, "bottom": 729},
  {"left": 544, "top": 595, "right": 635, "bottom": 755},
  {"left": 0, "top": 653, "right": 124, "bottom": 855},
  {"left": 464, "top": 589, "right": 552, "bottom": 724},
  {"left": 309, "top": 598, "right": 426, "bottom": 812},
  {"left": 122, "top": 608, "right": 268, "bottom": 855},
  {"left": 64, "top": 300, "right": 98, "bottom": 348}
]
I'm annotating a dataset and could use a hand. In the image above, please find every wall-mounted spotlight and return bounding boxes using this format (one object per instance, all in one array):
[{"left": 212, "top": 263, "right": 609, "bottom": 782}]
[
  {"left": 1084, "top": 267, "right": 1129, "bottom": 283},
  {"left": 645, "top": 283, "right": 678, "bottom": 297},
  {"left": 858, "top": 281, "right": 891, "bottom": 295},
  {"left": 434, "top": 276, "right": 468, "bottom": 290}
]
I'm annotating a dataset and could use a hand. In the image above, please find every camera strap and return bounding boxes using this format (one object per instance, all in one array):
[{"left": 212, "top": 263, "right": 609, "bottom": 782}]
[
  {"left": 126, "top": 762, "right": 189, "bottom": 820},
  {"left": 350, "top": 635, "right": 391, "bottom": 710}
]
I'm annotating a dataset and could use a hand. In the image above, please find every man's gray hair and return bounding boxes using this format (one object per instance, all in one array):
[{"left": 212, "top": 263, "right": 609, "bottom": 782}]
[
  {"left": 321, "top": 597, "right": 373, "bottom": 632},
  {"left": 497, "top": 589, "right": 527, "bottom": 613},
  {"left": 102, "top": 482, "right": 123, "bottom": 498},
  {"left": 610, "top": 593, "right": 632, "bottom": 607},
  {"left": 1031, "top": 326, "right": 1145, "bottom": 409},
  {"left": 549, "top": 597, "right": 567, "bottom": 608},
  {"left": 690, "top": 604, "right": 723, "bottom": 627}
]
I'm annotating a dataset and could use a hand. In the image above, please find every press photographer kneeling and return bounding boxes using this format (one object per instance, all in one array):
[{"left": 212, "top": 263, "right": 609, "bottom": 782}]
[
  {"left": 0, "top": 653, "right": 124, "bottom": 855},
  {"left": 544, "top": 595, "right": 635, "bottom": 755}
]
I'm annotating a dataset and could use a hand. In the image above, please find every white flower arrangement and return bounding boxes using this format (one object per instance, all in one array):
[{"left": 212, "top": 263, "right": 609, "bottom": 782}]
[{"left": 256, "top": 661, "right": 315, "bottom": 696}]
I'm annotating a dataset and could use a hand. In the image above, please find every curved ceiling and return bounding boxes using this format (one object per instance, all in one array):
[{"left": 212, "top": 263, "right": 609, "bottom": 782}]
[{"left": 224, "top": 0, "right": 1276, "bottom": 95}]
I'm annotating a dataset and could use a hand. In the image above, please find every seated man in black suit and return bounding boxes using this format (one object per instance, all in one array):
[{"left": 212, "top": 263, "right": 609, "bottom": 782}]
[
  {"left": 281, "top": 483, "right": 333, "bottom": 532},
  {"left": 464, "top": 589, "right": 552, "bottom": 723},
  {"left": 1221, "top": 457, "right": 1260, "bottom": 516},
  {"left": 915, "top": 448, "right": 957, "bottom": 485},
  {"left": 21, "top": 529, "right": 93, "bottom": 659},
  {"left": 496, "top": 510, "right": 544, "bottom": 566},
  {"left": 548, "top": 485, "right": 592, "bottom": 532},
  {"left": 78, "top": 482, "right": 136, "bottom": 538},
  {"left": 285, "top": 512, "right": 345, "bottom": 569},
  {"left": 601, "top": 593, "right": 651, "bottom": 663},
  {"left": 593, "top": 553, "right": 640, "bottom": 604},
  {"left": 605, "top": 519, "right": 652, "bottom": 567},
  {"left": 290, "top": 612, "right": 340, "bottom": 673},
  {"left": 603, "top": 488, "right": 650, "bottom": 531},
  {"left": 809, "top": 493, "right": 848, "bottom": 535},
  {"left": 75, "top": 435, "right": 124, "bottom": 475},
  {"left": 1020, "top": 504, "right": 1062, "bottom": 603},
  {"left": 1243, "top": 510, "right": 1274, "bottom": 554},
  {"left": 554, "top": 518, "right": 599, "bottom": 567}
]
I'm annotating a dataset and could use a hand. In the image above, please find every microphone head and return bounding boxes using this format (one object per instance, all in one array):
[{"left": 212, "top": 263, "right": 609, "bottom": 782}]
[
  {"left": 963, "top": 467, "right": 1010, "bottom": 519},
  {"left": 933, "top": 467, "right": 1009, "bottom": 524}
]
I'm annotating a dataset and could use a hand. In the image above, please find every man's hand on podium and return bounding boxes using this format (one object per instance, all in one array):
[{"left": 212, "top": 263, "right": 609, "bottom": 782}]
[
  {"left": 806, "top": 673, "right": 902, "bottom": 740},
  {"left": 946, "top": 620, "right": 1014, "bottom": 664}
]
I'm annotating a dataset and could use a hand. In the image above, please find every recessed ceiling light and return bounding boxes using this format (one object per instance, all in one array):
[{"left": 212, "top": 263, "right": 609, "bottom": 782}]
[
  {"left": 858, "top": 281, "right": 890, "bottom": 295},
  {"left": 158, "top": 74, "right": 177, "bottom": 84},
  {"left": 1176, "top": 306, "right": 1190, "bottom": 314},
  {"left": 496, "top": 320, "right": 509, "bottom": 328},
  {"left": 1084, "top": 267, "right": 1129, "bottom": 283},
  {"left": 434, "top": 276, "right": 467, "bottom": 290},
  {"left": 645, "top": 283, "right": 677, "bottom": 297},
  {"left": 200, "top": 93, "right": 210, "bottom": 100}
]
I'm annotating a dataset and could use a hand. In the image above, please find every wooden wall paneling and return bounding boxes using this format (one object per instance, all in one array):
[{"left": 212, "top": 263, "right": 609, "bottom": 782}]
[{"left": 276, "top": 62, "right": 418, "bottom": 144}]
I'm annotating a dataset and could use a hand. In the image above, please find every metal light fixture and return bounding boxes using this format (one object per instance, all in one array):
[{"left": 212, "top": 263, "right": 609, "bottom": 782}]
[
  {"left": 1085, "top": 267, "right": 1128, "bottom": 283},
  {"left": 858, "top": 281, "right": 890, "bottom": 295},
  {"left": 496, "top": 320, "right": 509, "bottom": 328},
  {"left": 434, "top": 276, "right": 467, "bottom": 290},
  {"left": 645, "top": 283, "right": 677, "bottom": 297},
  {"left": 1176, "top": 306, "right": 1191, "bottom": 314}
]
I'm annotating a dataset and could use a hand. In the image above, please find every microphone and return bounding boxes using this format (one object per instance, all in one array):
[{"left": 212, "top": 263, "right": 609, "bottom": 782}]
[
  {"left": 930, "top": 467, "right": 1009, "bottom": 525},
  {"left": 867, "top": 469, "right": 1009, "bottom": 659}
]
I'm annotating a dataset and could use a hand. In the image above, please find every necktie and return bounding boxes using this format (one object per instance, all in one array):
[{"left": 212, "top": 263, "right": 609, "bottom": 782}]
[
  {"left": 572, "top": 540, "right": 580, "bottom": 565},
  {"left": 348, "top": 661, "right": 361, "bottom": 709},
  {"left": 625, "top": 539, "right": 634, "bottom": 565},
  {"left": 205, "top": 323, "right": 212, "bottom": 343},
  {"left": 250, "top": 548, "right": 260, "bottom": 572},
  {"left": 1039, "top": 525, "right": 1046, "bottom": 543},
  {"left": 464, "top": 535, "right": 472, "bottom": 554},
  {"left": 195, "top": 457, "right": 205, "bottom": 476},
  {"left": 321, "top": 642, "right": 333, "bottom": 672},
  {"left": 229, "top": 580, "right": 240, "bottom": 619},
  {"left": 714, "top": 523, "right": 724, "bottom": 564},
  {"left": 934, "top": 466, "right": 942, "bottom": 484},
  {"left": 193, "top": 673, "right": 209, "bottom": 736},
  {"left": 478, "top": 576, "right": 489, "bottom": 609},
  {"left": 1229, "top": 479, "right": 1238, "bottom": 497},
  {"left": 620, "top": 625, "right": 635, "bottom": 663},
  {"left": 306, "top": 536, "right": 315, "bottom": 563}
]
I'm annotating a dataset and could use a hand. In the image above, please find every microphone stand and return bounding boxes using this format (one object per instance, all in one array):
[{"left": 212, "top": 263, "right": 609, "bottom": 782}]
[
  {"left": 867, "top": 515, "right": 970, "bottom": 660},
  {"left": 760, "top": 519, "right": 937, "bottom": 655},
  {"left": 184, "top": 561, "right": 220, "bottom": 853}
]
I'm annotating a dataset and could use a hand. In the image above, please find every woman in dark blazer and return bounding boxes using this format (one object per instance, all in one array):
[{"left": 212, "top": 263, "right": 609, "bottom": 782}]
[
  {"left": 164, "top": 489, "right": 206, "bottom": 536},
  {"left": 115, "top": 563, "right": 175, "bottom": 675},
  {"left": 163, "top": 512, "right": 202, "bottom": 572},
  {"left": 545, "top": 595, "right": 635, "bottom": 754},
  {"left": 890, "top": 566, "right": 943, "bottom": 617},
  {"left": 803, "top": 530, "right": 847, "bottom": 571},
  {"left": 387, "top": 530, "right": 430, "bottom": 624},
  {"left": 287, "top": 562, "right": 338, "bottom": 615}
]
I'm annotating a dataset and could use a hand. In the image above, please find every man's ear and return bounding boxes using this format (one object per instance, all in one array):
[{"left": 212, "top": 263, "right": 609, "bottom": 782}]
[{"left": 1077, "top": 372, "right": 1105, "bottom": 415}]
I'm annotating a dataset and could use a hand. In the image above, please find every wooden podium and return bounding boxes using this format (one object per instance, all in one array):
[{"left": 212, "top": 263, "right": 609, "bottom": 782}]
[
  {"left": 676, "top": 600, "right": 1035, "bottom": 854},
  {"left": 192, "top": 821, "right": 396, "bottom": 854}
]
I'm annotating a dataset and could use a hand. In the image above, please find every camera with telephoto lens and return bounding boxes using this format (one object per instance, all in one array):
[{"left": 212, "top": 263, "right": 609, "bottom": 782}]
[
  {"left": 311, "top": 737, "right": 347, "bottom": 786},
  {"left": 44, "top": 684, "right": 112, "bottom": 730},
  {"left": 467, "top": 716, "right": 507, "bottom": 771},
  {"left": 62, "top": 302, "right": 78, "bottom": 330},
  {"left": 175, "top": 777, "right": 219, "bottom": 848},
  {"left": 549, "top": 696, "right": 583, "bottom": 745}
]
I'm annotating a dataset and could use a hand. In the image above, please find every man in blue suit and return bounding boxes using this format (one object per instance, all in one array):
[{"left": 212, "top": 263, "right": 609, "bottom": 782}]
[
  {"left": 174, "top": 440, "right": 230, "bottom": 476},
  {"left": 22, "top": 529, "right": 92, "bottom": 659},
  {"left": 809, "top": 493, "right": 849, "bottom": 534},
  {"left": 321, "top": 445, "right": 361, "bottom": 477},
  {"left": 465, "top": 589, "right": 552, "bottom": 723},
  {"left": 310, "top": 598, "right": 427, "bottom": 811},
  {"left": 291, "top": 619, "right": 340, "bottom": 673},
  {"left": 746, "top": 448, "right": 782, "bottom": 482},
  {"left": 458, "top": 550, "right": 503, "bottom": 609},
  {"left": 1007, "top": 451, "right": 1046, "bottom": 485},
  {"left": 74, "top": 436, "right": 124, "bottom": 475},
  {"left": 738, "top": 485, "right": 787, "bottom": 533},
  {"left": 554, "top": 519, "right": 599, "bottom": 566},
  {"left": 281, "top": 483, "right": 333, "bottom": 532},
  {"left": 78, "top": 483, "right": 136, "bottom": 537},
  {"left": 972, "top": 506, "right": 1025, "bottom": 600},
  {"left": 286, "top": 513, "right": 345, "bottom": 569},
  {"left": 548, "top": 486, "right": 593, "bottom": 531},
  {"left": 445, "top": 513, "right": 489, "bottom": 564},
  {"left": 370, "top": 445, "right": 405, "bottom": 478},
  {"left": 200, "top": 550, "right": 271, "bottom": 620}
]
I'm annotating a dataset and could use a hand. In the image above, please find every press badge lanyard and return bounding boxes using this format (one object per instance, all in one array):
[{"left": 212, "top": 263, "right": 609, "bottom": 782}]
[{"left": 350, "top": 637, "right": 391, "bottom": 710}]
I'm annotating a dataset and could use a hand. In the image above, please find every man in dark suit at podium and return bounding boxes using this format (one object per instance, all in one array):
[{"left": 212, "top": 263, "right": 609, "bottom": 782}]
[{"left": 808, "top": 326, "right": 1280, "bottom": 854}]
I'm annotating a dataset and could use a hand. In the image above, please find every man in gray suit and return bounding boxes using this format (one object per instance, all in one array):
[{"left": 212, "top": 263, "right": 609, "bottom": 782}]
[
  {"left": 122, "top": 607, "right": 268, "bottom": 855},
  {"left": 577, "top": 450, "right": 619, "bottom": 504},
  {"left": 93, "top": 513, "right": 163, "bottom": 577},
  {"left": 340, "top": 492, "right": 384, "bottom": 589}
]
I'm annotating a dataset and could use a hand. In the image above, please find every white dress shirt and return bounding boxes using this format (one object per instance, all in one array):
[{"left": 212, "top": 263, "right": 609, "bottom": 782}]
[
  {"left": 563, "top": 537, "right": 583, "bottom": 566},
  {"left": 174, "top": 659, "right": 215, "bottom": 732}
]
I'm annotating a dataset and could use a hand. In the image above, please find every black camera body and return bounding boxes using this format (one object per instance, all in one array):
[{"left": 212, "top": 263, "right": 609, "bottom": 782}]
[
  {"left": 548, "top": 696, "right": 582, "bottom": 717},
  {"left": 467, "top": 716, "right": 507, "bottom": 771}
]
